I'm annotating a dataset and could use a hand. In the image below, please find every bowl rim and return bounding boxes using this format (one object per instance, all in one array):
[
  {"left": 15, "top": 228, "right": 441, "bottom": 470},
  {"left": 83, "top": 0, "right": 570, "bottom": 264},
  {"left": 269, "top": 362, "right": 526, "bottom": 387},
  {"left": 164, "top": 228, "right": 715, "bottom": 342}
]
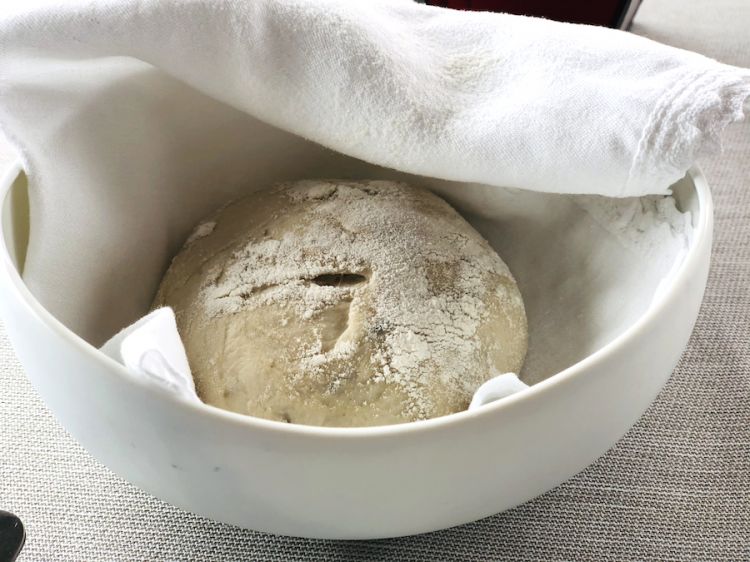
[{"left": 0, "top": 161, "right": 713, "bottom": 439}]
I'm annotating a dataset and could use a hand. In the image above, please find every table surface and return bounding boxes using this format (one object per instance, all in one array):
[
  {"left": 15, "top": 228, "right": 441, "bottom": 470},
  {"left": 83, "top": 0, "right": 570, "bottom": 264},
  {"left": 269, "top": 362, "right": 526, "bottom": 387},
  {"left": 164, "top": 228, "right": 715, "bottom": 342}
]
[{"left": 1, "top": 0, "right": 749, "bottom": 560}]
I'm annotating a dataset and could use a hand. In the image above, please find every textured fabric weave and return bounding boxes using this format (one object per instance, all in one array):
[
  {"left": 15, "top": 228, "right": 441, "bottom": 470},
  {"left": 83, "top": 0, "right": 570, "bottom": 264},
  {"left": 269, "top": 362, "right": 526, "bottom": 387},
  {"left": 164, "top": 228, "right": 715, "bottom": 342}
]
[{"left": 1, "top": 0, "right": 749, "bottom": 559}]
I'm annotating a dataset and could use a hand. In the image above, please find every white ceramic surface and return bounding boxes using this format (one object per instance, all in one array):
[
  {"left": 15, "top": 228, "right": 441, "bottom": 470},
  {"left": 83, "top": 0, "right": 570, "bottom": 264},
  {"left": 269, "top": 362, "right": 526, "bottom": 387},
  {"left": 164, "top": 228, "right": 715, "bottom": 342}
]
[{"left": 0, "top": 163, "right": 712, "bottom": 539}]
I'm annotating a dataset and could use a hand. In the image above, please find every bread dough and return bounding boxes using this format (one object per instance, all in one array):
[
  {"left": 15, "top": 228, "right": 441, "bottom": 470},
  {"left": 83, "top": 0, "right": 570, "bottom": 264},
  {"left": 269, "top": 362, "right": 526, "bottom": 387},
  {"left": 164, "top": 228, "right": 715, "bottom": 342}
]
[{"left": 154, "top": 180, "right": 527, "bottom": 427}]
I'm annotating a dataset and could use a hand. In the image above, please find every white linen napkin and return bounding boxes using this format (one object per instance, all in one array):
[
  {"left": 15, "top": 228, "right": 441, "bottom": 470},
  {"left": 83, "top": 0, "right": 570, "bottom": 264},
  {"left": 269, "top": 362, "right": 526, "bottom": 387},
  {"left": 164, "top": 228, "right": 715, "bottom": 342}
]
[
  {"left": 0, "top": 0, "right": 747, "bottom": 410},
  {"left": 100, "top": 308, "right": 199, "bottom": 403}
]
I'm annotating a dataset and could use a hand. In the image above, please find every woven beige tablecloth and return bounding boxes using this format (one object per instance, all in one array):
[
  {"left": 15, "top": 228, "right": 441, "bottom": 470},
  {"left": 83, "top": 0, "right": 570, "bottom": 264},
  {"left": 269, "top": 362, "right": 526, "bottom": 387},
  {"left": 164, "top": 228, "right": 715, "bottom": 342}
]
[{"left": 1, "top": 0, "right": 748, "bottom": 559}]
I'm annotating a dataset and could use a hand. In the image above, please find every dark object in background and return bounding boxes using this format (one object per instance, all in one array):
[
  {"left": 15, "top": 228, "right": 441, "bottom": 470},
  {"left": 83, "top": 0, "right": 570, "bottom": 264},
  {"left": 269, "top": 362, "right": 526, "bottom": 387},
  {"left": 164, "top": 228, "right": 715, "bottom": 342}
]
[
  {"left": 421, "top": 0, "right": 642, "bottom": 29},
  {"left": 0, "top": 511, "right": 25, "bottom": 562}
]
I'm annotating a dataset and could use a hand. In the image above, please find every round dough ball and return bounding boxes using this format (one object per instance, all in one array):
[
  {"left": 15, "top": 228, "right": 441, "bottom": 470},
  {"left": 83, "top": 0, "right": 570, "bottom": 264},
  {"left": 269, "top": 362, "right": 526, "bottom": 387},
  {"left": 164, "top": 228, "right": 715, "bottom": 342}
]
[{"left": 154, "top": 180, "right": 527, "bottom": 427}]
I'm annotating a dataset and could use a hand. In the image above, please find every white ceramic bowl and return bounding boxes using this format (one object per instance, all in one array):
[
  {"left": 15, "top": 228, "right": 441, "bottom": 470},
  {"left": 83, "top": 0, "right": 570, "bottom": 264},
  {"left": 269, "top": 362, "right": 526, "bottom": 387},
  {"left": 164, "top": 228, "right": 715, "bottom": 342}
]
[{"left": 0, "top": 162, "right": 712, "bottom": 539}]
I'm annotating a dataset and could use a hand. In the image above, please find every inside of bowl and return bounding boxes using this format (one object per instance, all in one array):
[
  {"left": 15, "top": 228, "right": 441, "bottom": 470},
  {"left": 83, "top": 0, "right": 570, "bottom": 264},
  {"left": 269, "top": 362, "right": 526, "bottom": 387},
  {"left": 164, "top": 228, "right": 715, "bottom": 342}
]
[{"left": 2, "top": 157, "right": 696, "bottom": 385}]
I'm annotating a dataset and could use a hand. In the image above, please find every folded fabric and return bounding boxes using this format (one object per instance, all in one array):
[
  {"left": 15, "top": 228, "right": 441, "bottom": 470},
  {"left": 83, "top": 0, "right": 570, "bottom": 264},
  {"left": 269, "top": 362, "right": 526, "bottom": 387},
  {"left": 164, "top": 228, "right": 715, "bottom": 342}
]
[
  {"left": 2, "top": 0, "right": 748, "bottom": 200},
  {"left": 0, "top": 0, "right": 748, "bottom": 387},
  {"left": 100, "top": 308, "right": 199, "bottom": 403}
]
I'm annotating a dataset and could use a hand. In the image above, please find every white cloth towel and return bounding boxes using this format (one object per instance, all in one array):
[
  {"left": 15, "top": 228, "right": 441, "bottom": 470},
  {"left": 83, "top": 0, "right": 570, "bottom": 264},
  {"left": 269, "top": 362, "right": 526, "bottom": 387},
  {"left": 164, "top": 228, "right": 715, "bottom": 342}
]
[
  {"left": 0, "top": 0, "right": 748, "bottom": 411},
  {"left": 100, "top": 308, "right": 199, "bottom": 403},
  {"left": 2, "top": 0, "right": 748, "bottom": 199},
  {"left": 1, "top": 0, "right": 749, "bottom": 338}
]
